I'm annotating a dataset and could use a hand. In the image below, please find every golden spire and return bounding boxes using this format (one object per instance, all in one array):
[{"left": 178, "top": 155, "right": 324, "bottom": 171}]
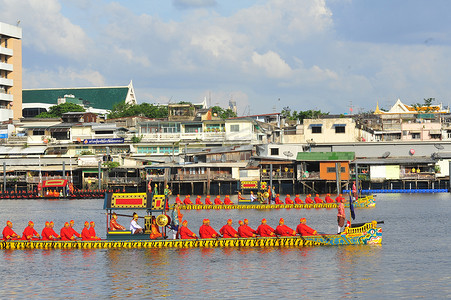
[{"left": 374, "top": 101, "right": 382, "bottom": 114}]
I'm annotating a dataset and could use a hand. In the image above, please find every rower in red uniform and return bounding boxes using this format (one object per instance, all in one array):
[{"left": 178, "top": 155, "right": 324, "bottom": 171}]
[
  {"left": 68, "top": 220, "right": 82, "bottom": 239},
  {"left": 205, "top": 195, "right": 213, "bottom": 205},
  {"left": 199, "top": 219, "right": 219, "bottom": 238},
  {"left": 41, "top": 221, "right": 51, "bottom": 240},
  {"left": 89, "top": 221, "right": 101, "bottom": 240},
  {"left": 296, "top": 218, "right": 318, "bottom": 236},
  {"left": 179, "top": 220, "right": 197, "bottom": 239},
  {"left": 195, "top": 195, "right": 203, "bottom": 205},
  {"left": 314, "top": 194, "right": 323, "bottom": 203},
  {"left": 110, "top": 212, "right": 126, "bottom": 231},
  {"left": 60, "top": 222, "right": 73, "bottom": 240},
  {"left": 175, "top": 194, "right": 182, "bottom": 205},
  {"left": 294, "top": 194, "right": 303, "bottom": 204},
  {"left": 305, "top": 194, "right": 314, "bottom": 204},
  {"left": 223, "top": 195, "right": 233, "bottom": 205},
  {"left": 256, "top": 219, "right": 275, "bottom": 237},
  {"left": 325, "top": 194, "right": 334, "bottom": 203},
  {"left": 274, "top": 194, "right": 283, "bottom": 204},
  {"left": 22, "top": 221, "right": 40, "bottom": 240},
  {"left": 47, "top": 221, "right": 60, "bottom": 240},
  {"left": 183, "top": 195, "right": 193, "bottom": 205},
  {"left": 275, "top": 218, "right": 296, "bottom": 236},
  {"left": 243, "top": 219, "right": 257, "bottom": 235},
  {"left": 219, "top": 219, "right": 238, "bottom": 238},
  {"left": 81, "top": 221, "right": 91, "bottom": 240},
  {"left": 285, "top": 194, "right": 294, "bottom": 204},
  {"left": 2, "top": 221, "right": 20, "bottom": 240},
  {"left": 238, "top": 220, "right": 256, "bottom": 238},
  {"left": 214, "top": 195, "right": 223, "bottom": 205}
]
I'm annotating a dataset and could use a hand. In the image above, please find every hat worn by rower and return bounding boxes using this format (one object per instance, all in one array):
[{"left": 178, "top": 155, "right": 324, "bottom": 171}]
[
  {"left": 227, "top": 219, "right": 232, "bottom": 223},
  {"left": 300, "top": 218, "right": 306, "bottom": 223}
]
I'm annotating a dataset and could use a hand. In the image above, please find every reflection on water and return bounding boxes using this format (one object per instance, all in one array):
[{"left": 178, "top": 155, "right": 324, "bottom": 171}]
[{"left": 0, "top": 195, "right": 450, "bottom": 298}]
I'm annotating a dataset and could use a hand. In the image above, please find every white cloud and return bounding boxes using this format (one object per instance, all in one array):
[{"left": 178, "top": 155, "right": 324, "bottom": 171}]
[
  {"left": 251, "top": 51, "right": 292, "bottom": 78},
  {"left": 24, "top": 67, "right": 105, "bottom": 88},
  {"left": 173, "top": 0, "right": 217, "bottom": 9}
]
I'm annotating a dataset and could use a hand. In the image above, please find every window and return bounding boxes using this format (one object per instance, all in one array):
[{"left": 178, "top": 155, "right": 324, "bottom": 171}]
[
  {"left": 270, "top": 148, "right": 279, "bottom": 155},
  {"left": 326, "top": 167, "right": 346, "bottom": 173},
  {"left": 230, "top": 125, "right": 240, "bottom": 132},
  {"left": 312, "top": 127, "right": 322, "bottom": 134},
  {"left": 335, "top": 126, "right": 345, "bottom": 134},
  {"left": 159, "top": 147, "right": 172, "bottom": 153},
  {"left": 411, "top": 133, "right": 420, "bottom": 139},
  {"left": 32, "top": 130, "right": 45, "bottom": 136},
  {"left": 138, "top": 147, "right": 158, "bottom": 154}
]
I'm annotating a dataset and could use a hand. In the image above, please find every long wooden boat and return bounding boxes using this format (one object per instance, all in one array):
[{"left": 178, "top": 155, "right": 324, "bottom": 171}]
[
  {"left": 0, "top": 221, "right": 382, "bottom": 250},
  {"left": 179, "top": 195, "right": 375, "bottom": 210}
]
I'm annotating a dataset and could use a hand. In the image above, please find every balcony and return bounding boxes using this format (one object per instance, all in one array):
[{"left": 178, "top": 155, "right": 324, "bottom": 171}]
[
  {"left": 0, "top": 108, "right": 13, "bottom": 121},
  {"left": 0, "top": 62, "right": 13, "bottom": 72},
  {"left": 0, "top": 93, "right": 13, "bottom": 101},
  {"left": 0, "top": 78, "right": 13, "bottom": 87},
  {"left": 0, "top": 47, "right": 13, "bottom": 56}
]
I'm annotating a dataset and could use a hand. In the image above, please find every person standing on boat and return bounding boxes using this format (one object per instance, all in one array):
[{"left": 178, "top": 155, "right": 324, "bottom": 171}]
[
  {"left": 296, "top": 218, "right": 317, "bottom": 236},
  {"left": 22, "top": 221, "right": 40, "bottom": 240},
  {"left": 130, "top": 213, "right": 143, "bottom": 234},
  {"left": 275, "top": 218, "right": 296, "bottom": 236},
  {"left": 219, "top": 219, "right": 238, "bottom": 238},
  {"left": 110, "top": 212, "right": 126, "bottom": 231},
  {"left": 179, "top": 220, "right": 197, "bottom": 239},
  {"left": 2, "top": 220, "right": 20, "bottom": 240},
  {"left": 256, "top": 219, "right": 275, "bottom": 237},
  {"left": 170, "top": 204, "right": 183, "bottom": 239},
  {"left": 337, "top": 197, "right": 346, "bottom": 234}
]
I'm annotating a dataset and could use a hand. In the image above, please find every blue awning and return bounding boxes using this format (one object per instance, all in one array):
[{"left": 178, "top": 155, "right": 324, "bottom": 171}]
[
  {"left": 310, "top": 124, "right": 323, "bottom": 127},
  {"left": 333, "top": 124, "right": 347, "bottom": 127}
]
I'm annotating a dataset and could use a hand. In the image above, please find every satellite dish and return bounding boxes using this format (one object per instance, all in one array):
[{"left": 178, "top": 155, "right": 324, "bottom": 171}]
[
  {"left": 382, "top": 151, "right": 390, "bottom": 158},
  {"left": 283, "top": 151, "right": 294, "bottom": 157},
  {"left": 434, "top": 144, "right": 444, "bottom": 150}
]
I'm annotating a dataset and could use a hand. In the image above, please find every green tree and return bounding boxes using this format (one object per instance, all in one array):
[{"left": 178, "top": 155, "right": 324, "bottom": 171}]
[
  {"left": 288, "top": 109, "right": 329, "bottom": 122},
  {"left": 108, "top": 102, "right": 168, "bottom": 119},
  {"left": 412, "top": 98, "right": 436, "bottom": 113},
  {"left": 211, "top": 106, "right": 237, "bottom": 119},
  {"left": 36, "top": 103, "right": 85, "bottom": 118}
]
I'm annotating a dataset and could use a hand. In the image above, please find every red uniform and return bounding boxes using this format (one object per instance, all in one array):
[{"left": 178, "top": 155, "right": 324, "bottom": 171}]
[
  {"left": 238, "top": 225, "right": 255, "bottom": 238},
  {"left": 179, "top": 226, "right": 196, "bottom": 239},
  {"left": 224, "top": 196, "right": 233, "bottom": 205},
  {"left": 175, "top": 196, "right": 182, "bottom": 205},
  {"left": 60, "top": 227, "right": 73, "bottom": 241},
  {"left": 89, "top": 227, "right": 100, "bottom": 240},
  {"left": 325, "top": 195, "right": 334, "bottom": 203},
  {"left": 305, "top": 196, "right": 314, "bottom": 204},
  {"left": 47, "top": 228, "right": 59, "bottom": 240},
  {"left": 205, "top": 197, "right": 213, "bottom": 205},
  {"left": 195, "top": 197, "right": 203, "bottom": 205},
  {"left": 214, "top": 197, "right": 222, "bottom": 205},
  {"left": 275, "top": 224, "right": 296, "bottom": 236},
  {"left": 257, "top": 224, "right": 275, "bottom": 237},
  {"left": 314, "top": 196, "right": 323, "bottom": 203},
  {"left": 274, "top": 196, "right": 283, "bottom": 204},
  {"left": 285, "top": 197, "right": 294, "bottom": 204},
  {"left": 336, "top": 195, "right": 344, "bottom": 203},
  {"left": 243, "top": 225, "right": 257, "bottom": 235},
  {"left": 294, "top": 196, "right": 303, "bottom": 204},
  {"left": 183, "top": 197, "right": 193, "bottom": 205},
  {"left": 2, "top": 226, "right": 19, "bottom": 240},
  {"left": 296, "top": 223, "right": 317, "bottom": 236},
  {"left": 110, "top": 219, "right": 125, "bottom": 231},
  {"left": 219, "top": 224, "right": 238, "bottom": 238},
  {"left": 41, "top": 227, "right": 52, "bottom": 240},
  {"left": 81, "top": 227, "right": 91, "bottom": 240},
  {"left": 22, "top": 226, "right": 39, "bottom": 240},
  {"left": 68, "top": 227, "right": 81, "bottom": 238},
  {"left": 199, "top": 225, "right": 219, "bottom": 239}
]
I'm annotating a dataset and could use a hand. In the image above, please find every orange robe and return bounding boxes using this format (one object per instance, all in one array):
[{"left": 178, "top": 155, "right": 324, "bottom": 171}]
[
  {"left": 183, "top": 197, "right": 193, "bottom": 205},
  {"left": 325, "top": 195, "right": 334, "bottom": 203},
  {"left": 89, "top": 227, "right": 100, "bottom": 240},
  {"left": 285, "top": 197, "right": 294, "bottom": 204},
  {"left": 214, "top": 197, "right": 222, "bottom": 205},
  {"left": 238, "top": 225, "right": 255, "bottom": 238},
  {"left": 275, "top": 225, "right": 296, "bottom": 236},
  {"left": 296, "top": 223, "right": 317, "bottom": 236},
  {"left": 314, "top": 196, "right": 323, "bottom": 203},
  {"left": 22, "top": 226, "right": 39, "bottom": 240},
  {"left": 110, "top": 219, "right": 125, "bottom": 231},
  {"left": 81, "top": 227, "right": 91, "bottom": 240},
  {"left": 149, "top": 224, "right": 162, "bottom": 239},
  {"left": 41, "top": 227, "right": 52, "bottom": 240},
  {"left": 294, "top": 196, "right": 303, "bottom": 204},
  {"left": 179, "top": 226, "right": 196, "bottom": 239},
  {"left": 219, "top": 224, "right": 238, "bottom": 238},
  {"left": 60, "top": 227, "right": 72, "bottom": 240},
  {"left": 256, "top": 224, "right": 275, "bottom": 237},
  {"left": 195, "top": 197, "right": 203, "bottom": 205},
  {"left": 199, "top": 225, "right": 218, "bottom": 239},
  {"left": 224, "top": 197, "right": 233, "bottom": 205},
  {"left": 274, "top": 196, "right": 283, "bottom": 204},
  {"left": 2, "top": 226, "right": 19, "bottom": 240},
  {"left": 305, "top": 196, "right": 314, "bottom": 204},
  {"left": 68, "top": 227, "right": 81, "bottom": 238},
  {"left": 205, "top": 197, "right": 213, "bottom": 205}
]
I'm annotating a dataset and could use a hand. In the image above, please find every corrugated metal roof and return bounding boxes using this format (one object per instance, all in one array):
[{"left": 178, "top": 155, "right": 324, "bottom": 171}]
[
  {"left": 0, "top": 146, "right": 47, "bottom": 155},
  {"left": 23, "top": 87, "right": 129, "bottom": 110},
  {"left": 296, "top": 152, "right": 355, "bottom": 161}
]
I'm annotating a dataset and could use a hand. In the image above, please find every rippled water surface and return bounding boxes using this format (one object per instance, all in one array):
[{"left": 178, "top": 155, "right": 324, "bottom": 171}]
[{"left": 0, "top": 194, "right": 450, "bottom": 299}]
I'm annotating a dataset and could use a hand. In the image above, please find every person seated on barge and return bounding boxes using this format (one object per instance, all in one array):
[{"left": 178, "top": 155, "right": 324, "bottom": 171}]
[
  {"left": 294, "top": 195, "right": 303, "bottom": 204},
  {"left": 285, "top": 194, "right": 294, "bottom": 204},
  {"left": 238, "top": 192, "right": 245, "bottom": 201},
  {"left": 223, "top": 195, "right": 233, "bottom": 205},
  {"left": 60, "top": 222, "right": 75, "bottom": 240},
  {"left": 220, "top": 219, "right": 238, "bottom": 238},
  {"left": 110, "top": 212, "right": 126, "bottom": 231},
  {"left": 305, "top": 194, "right": 314, "bottom": 204},
  {"left": 296, "top": 218, "right": 317, "bottom": 236},
  {"left": 175, "top": 194, "right": 182, "bottom": 205},
  {"left": 250, "top": 191, "right": 258, "bottom": 202},
  {"left": 179, "top": 220, "right": 197, "bottom": 239},
  {"left": 314, "top": 194, "right": 323, "bottom": 203},
  {"left": 183, "top": 195, "right": 193, "bottom": 205},
  {"left": 89, "top": 221, "right": 101, "bottom": 240},
  {"left": 149, "top": 217, "right": 162, "bottom": 240},
  {"left": 22, "top": 221, "right": 40, "bottom": 240},
  {"left": 2, "top": 220, "right": 20, "bottom": 240},
  {"left": 81, "top": 221, "right": 92, "bottom": 240},
  {"left": 47, "top": 221, "right": 60, "bottom": 240},
  {"left": 243, "top": 219, "right": 257, "bottom": 235},
  {"left": 214, "top": 195, "right": 223, "bottom": 205},
  {"left": 41, "top": 221, "right": 52, "bottom": 240},
  {"left": 205, "top": 195, "right": 213, "bottom": 205},
  {"left": 335, "top": 194, "right": 344, "bottom": 203},
  {"left": 130, "top": 213, "right": 143, "bottom": 234},
  {"left": 238, "top": 220, "right": 256, "bottom": 238},
  {"left": 325, "top": 194, "right": 334, "bottom": 203},
  {"left": 195, "top": 195, "right": 203, "bottom": 205},
  {"left": 69, "top": 220, "right": 82, "bottom": 239},
  {"left": 256, "top": 219, "right": 275, "bottom": 237},
  {"left": 274, "top": 194, "right": 283, "bottom": 204},
  {"left": 199, "top": 219, "right": 219, "bottom": 239},
  {"left": 275, "top": 218, "right": 296, "bottom": 236}
]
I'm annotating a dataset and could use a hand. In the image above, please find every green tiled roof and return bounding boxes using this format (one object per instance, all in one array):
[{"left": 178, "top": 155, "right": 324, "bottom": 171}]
[
  {"left": 296, "top": 152, "right": 355, "bottom": 161},
  {"left": 22, "top": 87, "right": 129, "bottom": 110}
]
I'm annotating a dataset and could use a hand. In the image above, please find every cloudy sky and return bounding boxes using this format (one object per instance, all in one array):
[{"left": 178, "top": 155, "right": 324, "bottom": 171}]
[{"left": 2, "top": 0, "right": 451, "bottom": 115}]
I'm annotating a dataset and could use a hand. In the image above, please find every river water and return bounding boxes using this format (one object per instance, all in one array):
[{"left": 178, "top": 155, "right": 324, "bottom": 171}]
[{"left": 0, "top": 194, "right": 450, "bottom": 299}]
